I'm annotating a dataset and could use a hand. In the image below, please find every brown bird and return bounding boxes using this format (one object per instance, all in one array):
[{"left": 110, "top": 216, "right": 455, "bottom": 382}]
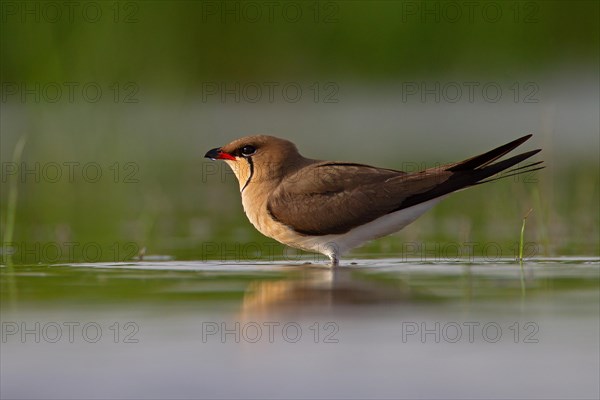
[{"left": 205, "top": 135, "right": 543, "bottom": 266}]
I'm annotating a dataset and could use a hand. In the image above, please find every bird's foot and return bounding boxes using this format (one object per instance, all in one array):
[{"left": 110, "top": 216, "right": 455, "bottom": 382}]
[{"left": 329, "top": 255, "right": 340, "bottom": 267}]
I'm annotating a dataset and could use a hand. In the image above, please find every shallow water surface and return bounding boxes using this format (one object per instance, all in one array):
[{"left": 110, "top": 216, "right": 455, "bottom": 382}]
[{"left": 1, "top": 258, "right": 599, "bottom": 399}]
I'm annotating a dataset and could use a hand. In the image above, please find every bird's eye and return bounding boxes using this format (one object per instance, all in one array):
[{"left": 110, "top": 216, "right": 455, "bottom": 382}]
[{"left": 240, "top": 145, "right": 257, "bottom": 157}]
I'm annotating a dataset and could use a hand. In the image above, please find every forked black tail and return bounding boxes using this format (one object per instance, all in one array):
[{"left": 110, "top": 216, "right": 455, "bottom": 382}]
[{"left": 396, "top": 134, "right": 544, "bottom": 211}]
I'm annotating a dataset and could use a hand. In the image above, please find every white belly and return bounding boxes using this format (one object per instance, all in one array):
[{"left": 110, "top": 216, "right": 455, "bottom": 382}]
[
  {"left": 293, "top": 197, "right": 442, "bottom": 258},
  {"left": 243, "top": 194, "right": 442, "bottom": 260}
]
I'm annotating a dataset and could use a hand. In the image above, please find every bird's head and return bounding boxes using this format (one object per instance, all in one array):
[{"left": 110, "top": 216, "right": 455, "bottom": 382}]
[{"left": 204, "top": 135, "right": 306, "bottom": 191}]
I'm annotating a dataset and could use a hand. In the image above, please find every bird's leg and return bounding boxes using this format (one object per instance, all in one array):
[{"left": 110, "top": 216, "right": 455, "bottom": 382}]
[
  {"left": 329, "top": 254, "right": 339, "bottom": 267},
  {"left": 322, "top": 242, "right": 340, "bottom": 267}
]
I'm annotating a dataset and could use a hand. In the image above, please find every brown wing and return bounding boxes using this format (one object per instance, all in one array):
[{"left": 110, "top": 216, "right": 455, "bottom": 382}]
[
  {"left": 267, "top": 135, "right": 543, "bottom": 236},
  {"left": 266, "top": 162, "right": 448, "bottom": 235}
]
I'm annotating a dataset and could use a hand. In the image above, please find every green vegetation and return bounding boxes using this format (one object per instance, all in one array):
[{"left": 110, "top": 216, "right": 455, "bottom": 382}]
[
  {"left": 2, "top": 135, "right": 27, "bottom": 266},
  {"left": 2, "top": 1, "right": 598, "bottom": 84}
]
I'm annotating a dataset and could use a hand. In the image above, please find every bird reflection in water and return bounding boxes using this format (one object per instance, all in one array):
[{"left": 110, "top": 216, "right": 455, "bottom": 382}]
[{"left": 240, "top": 265, "right": 418, "bottom": 316}]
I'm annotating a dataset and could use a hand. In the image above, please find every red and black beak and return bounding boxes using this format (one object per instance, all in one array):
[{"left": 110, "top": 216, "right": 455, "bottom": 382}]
[{"left": 204, "top": 147, "right": 236, "bottom": 161}]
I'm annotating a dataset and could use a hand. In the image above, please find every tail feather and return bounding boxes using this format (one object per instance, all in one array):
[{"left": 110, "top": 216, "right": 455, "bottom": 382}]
[
  {"left": 466, "top": 148, "right": 543, "bottom": 183},
  {"left": 395, "top": 136, "right": 543, "bottom": 211},
  {"left": 476, "top": 160, "right": 545, "bottom": 185},
  {"left": 447, "top": 134, "right": 533, "bottom": 172}
]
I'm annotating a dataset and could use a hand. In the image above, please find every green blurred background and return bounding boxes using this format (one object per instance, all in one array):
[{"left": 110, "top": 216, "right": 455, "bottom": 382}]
[{"left": 1, "top": 0, "right": 599, "bottom": 263}]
